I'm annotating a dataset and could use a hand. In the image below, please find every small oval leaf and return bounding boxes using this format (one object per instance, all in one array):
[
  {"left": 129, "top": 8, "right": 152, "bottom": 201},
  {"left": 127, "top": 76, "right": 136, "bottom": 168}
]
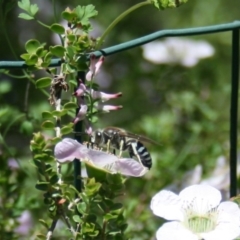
[
  {"left": 36, "top": 77, "right": 52, "bottom": 88},
  {"left": 61, "top": 11, "right": 77, "bottom": 21},
  {"left": 61, "top": 126, "right": 73, "bottom": 135},
  {"left": 25, "top": 54, "right": 38, "bottom": 65},
  {"left": 41, "top": 120, "right": 55, "bottom": 129},
  {"left": 25, "top": 39, "right": 41, "bottom": 54},
  {"left": 50, "top": 45, "right": 65, "bottom": 57},
  {"left": 20, "top": 53, "right": 30, "bottom": 60},
  {"left": 63, "top": 102, "right": 77, "bottom": 110},
  {"left": 35, "top": 182, "right": 49, "bottom": 191},
  {"left": 51, "top": 110, "right": 68, "bottom": 117},
  {"left": 50, "top": 23, "right": 65, "bottom": 34},
  {"left": 42, "top": 111, "right": 54, "bottom": 119}
]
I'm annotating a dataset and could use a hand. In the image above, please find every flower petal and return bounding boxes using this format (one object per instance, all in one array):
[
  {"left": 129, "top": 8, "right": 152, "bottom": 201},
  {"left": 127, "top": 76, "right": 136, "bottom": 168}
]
[
  {"left": 201, "top": 201, "right": 240, "bottom": 240},
  {"left": 85, "top": 148, "right": 119, "bottom": 170},
  {"left": 179, "top": 185, "right": 221, "bottom": 212},
  {"left": 150, "top": 190, "right": 184, "bottom": 220},
  {"left": 217, "top": 201, "right": 240, "bottom": 223},
  {"left": 54, "top": 138, "right": 89, "bottom": 163},
  {"left": 156, "top": 222, "right": 198, "bottom": 240},
  {"left": 115, "top": 158, "right": 148, "bottom": 177}
]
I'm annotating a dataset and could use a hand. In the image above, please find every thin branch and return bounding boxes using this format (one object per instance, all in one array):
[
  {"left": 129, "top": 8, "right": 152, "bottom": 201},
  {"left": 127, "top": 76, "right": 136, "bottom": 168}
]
[
  {"left": 24, "top": 80, "right": 30, "bottom": 118},
  {"left": 46, "top": 218, "right": 58, "bottom": 240}
]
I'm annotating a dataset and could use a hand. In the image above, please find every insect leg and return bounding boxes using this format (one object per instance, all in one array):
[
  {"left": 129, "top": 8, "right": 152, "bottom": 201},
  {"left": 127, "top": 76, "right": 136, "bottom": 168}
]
[
  {"left": 118, "top": 139, "right": 124, "bottom": 157},
  {"left": 106, "top": 139, "right": 111, "bottom": 153}
]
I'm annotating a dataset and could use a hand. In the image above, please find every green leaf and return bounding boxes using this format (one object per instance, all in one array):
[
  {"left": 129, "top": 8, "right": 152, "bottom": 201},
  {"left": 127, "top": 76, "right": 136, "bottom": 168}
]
[
  {"left": 66, "top": 34, "right": 76, "bottom": 42},
  {"left": 36, "top": 47, "right": 47, "bottom": 57},
  {"left": 50, "top": 174, "right": 59, "bottom": 184},
  {"left": 35, "top": 182, "right": 49, "bottom": 191},
  {"left": 29, "top": 3, "right": 39, "bottom": 16},
  {"left": 77, "top": 202, "right": 87, "bottom": 214},
  {"left": 18, "top": 0, "right": 38, "bottom": 16},
  {"left": 61, "top": 11, "right": 77, "bottom": 21},
  {"left": 49, "top": 137, "right": 61, "bottom": 145},
  {"left": 63, "top": 102, "right": 77, "bottom": 110},
  {"left": 35, "top": 234, "right": 46, "bottom": 239},
  {"left": 18, "top": 0, "right": 31, "bottom": 12},
  {"left": 25, "top": 39, "right": 41, "bottom": 54},
  {"left": 50, "top": 45, "right": 65, "bottom": 57},
  {"left": 25, "top": 54, "right": 38, "bottom": 65},
  {"left": 42, "top": 111, "right": 54, "bottom": 119},
  {"left": 104, "top": 213, "right": 118, "bottom": 221},
  {"left": 73, "top": 215, "right": 82, "bottom": 223},
  {"left": 75, "top": 5, "right": 98, "bottom": 26},
  {"left": 20, "top": 53, "right": 30, "bottom": 60},
  {"left": 41, "top": 120, "right": 55, "bottom": 129},
  {"left": 0, "top": 81, "right": 11, "bottom": 94},
  {"left": 61, "top": 126, "right": 73, "bottom": 135},
  {"left": 20, "top": 120, "right": 34, "bottom": 136},
  {"left": 39, "top": 219, "right": 49, "bottom": 230},
  {"left": 44, "top": 52, "right": 52, "bottom": 63},
  {"left": 50, "top": 23, "right": 65, "bottom": 34},
  {"left": 35, "top": 77, "right": 52, "bottom": 88},
  {"left": 66, "top": 46, "right": 75, "bottom": 59},
  {"left": 51, "top": 110, "right": 68, "bottom": 117},
  {"left": 18, "top": 13, "right": 34, "bottom": 20},
  {"left": 69, "top": 80, "right": 77, "bottom": 87}
]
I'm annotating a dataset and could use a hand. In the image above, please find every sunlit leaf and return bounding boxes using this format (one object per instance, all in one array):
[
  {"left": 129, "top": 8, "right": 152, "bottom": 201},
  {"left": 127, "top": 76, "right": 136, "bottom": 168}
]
[
  {"left": 18, "top": 12, "right": 33, "bottom": 20},
  {"left": 63, "top": 102, "right": 77, "bottom": 110},
  {"left": 42, "top": 111, "right": 54, "bottom": 119},
  {"left": 74, "top": 5, "right": 98, "bottom": 26},
  {"left": 20, "top": 120, "right": 33, "bottom": 136},
  {"left": 61, "top": 10, "right": 77, "bottom": 21},
  {"left": 41, "top": 120, "right": 55, "bottom": 129},
  {"left": 25, "top": 54, "right": 38, "bottom": 65},
  {"left": 50, "top": 45, "right": 65, "bottom": 57},
  {"left": 35, "top": 77, "right": 52, "bottom": 88},
  {"left": 0, "top": 81, "right": 11, "bottom": 94},
  {"left": 25, "top": 39, "right": 41, "bottom": 54},
  {"left": 61, "top": 126, "right": 73, "bottom": 135},
  {"left": 50, "top": 23, "right": 65, "bottom": 34}
]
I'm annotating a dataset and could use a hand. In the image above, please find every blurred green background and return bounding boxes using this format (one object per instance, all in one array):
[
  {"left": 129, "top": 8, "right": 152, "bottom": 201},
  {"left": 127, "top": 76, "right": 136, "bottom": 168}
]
[{"left": 1, "top": 0, "right": 240, "bottom": 239}]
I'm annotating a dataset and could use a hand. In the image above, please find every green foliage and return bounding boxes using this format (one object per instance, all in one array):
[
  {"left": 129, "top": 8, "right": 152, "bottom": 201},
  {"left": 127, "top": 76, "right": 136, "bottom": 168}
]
[
  {"left": 1, "top": 0, "right": 239, "bottom": 239},
  {"left": 18, "top": 0, "right": 39, "bottom": 20},
  {"left": 35, "top": 77, "right": 52, "bottom": 88},
  {"left": 50, "top": 23, "right": 65, "bottom": 34},
  {"left": 151, "top": 0, "right": 188, "bottom": 9}
]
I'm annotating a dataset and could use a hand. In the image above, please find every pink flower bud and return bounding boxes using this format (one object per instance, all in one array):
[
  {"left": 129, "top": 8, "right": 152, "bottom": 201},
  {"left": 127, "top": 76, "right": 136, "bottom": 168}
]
[
  {"left": 97, "top": 104, "right": 123, "bottom": 112},
  {"left": 73, "top": 104, "right": 88, "bottom": 124},
  {"left": 90, "top": 90, "right": 122, "bottom": 102},
  {"left": 86, "top": 55, "right": 104, "bottom": 81},
  {"left": 73, "top": 80, "right": 87, "bottom": 98}
]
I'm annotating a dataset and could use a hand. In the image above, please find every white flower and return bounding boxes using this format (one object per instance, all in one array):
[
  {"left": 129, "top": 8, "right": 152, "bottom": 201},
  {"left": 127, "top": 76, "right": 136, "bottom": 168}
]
[
  {"left": 150, "top": 184, "right": 240, "bottom": 240},
  {"left": 142, "top": 38, "right": 215, "bottom": 67}
]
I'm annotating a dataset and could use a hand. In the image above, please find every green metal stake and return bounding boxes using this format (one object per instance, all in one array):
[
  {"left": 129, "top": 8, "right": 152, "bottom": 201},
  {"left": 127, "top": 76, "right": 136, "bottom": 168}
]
[
  {"left": 74, "top": 71, "right": 85, "bottom": 194},
  {"left": 230, "top": 29, "right": 239, "bottom": 197}
]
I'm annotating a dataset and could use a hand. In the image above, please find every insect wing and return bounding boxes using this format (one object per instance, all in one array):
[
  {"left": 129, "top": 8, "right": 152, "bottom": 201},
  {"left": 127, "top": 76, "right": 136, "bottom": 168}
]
[{"left": 103, "top": 126, "right": 160, "bottom": 145}]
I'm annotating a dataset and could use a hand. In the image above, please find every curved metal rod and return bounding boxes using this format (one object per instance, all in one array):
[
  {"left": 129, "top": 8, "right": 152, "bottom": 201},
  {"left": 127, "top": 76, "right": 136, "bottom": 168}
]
[{"left": 1, "top": 21, "right": 240, "bottom": 69}]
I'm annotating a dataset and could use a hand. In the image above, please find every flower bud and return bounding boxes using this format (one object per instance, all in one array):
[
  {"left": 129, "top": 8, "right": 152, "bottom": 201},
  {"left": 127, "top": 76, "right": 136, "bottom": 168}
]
[
  {"left": 73, "top": 104, "right": 88, "bottom": 124},
  {"left": 97, "top": 104, "right": 123, "bottom": 112},
  {"left": 90, "top": 90, "right": 122, "bottom": 102},
  {"left": 86, "top": 55, "right": 104, "bottom": 81}
]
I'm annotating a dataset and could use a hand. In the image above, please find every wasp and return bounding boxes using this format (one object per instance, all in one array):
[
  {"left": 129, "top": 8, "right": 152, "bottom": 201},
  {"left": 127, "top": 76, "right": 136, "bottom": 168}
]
[{"left": 90, "top": 126, "right": 158, "bottom": 169}]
